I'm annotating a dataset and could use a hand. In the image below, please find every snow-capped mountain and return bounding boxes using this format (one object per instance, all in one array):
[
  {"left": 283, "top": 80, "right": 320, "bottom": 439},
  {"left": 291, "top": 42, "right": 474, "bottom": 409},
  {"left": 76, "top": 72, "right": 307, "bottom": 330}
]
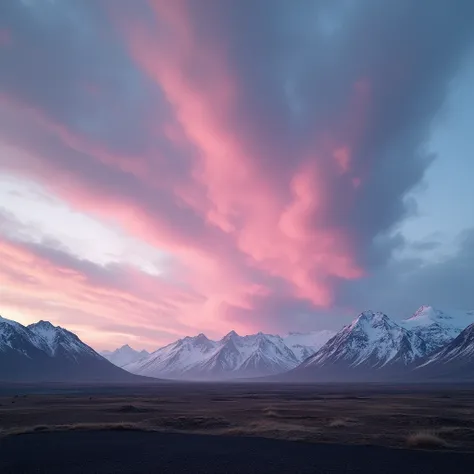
[
  {"left": 28, "top": 320, "right": 101, "bottom": 361},
  {"left": 101, "top": 345, "right": 149, "bottom": 367},
  {"left": 285, "top": 311, "right": 427, "bottom": 381},
  {"left": 0, "top": 315, "right": 54, "bottom": 380},
  {"left": 0, "top": 315, "right": 148, "bottom": 383},
  {"left": 414, "top": 323, "right": 474, "bottom": 380},
  {"left": 124, "top": 331, "right": 301, "bottom": 380},
  {"left": 400, "top": 305, "right": 474, "bottom": 354},
  {"left": 283, "top": 330, "right": 336, "bottom": 361},
  {"left": 1, "top": 315, "right": 51, "bottom": 354},
  {"left": 125, "top": 333, "right": 218, "bottom": 378},
  {"left": 192, "top": 332, "right": 299, "bottom": 379}
]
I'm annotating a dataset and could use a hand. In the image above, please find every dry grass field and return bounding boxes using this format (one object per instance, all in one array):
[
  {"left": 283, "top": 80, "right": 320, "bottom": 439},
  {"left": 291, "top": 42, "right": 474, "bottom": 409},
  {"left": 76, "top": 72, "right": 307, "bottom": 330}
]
[{"left": 1, "top": 383, "right": 474, "bottom": 451}]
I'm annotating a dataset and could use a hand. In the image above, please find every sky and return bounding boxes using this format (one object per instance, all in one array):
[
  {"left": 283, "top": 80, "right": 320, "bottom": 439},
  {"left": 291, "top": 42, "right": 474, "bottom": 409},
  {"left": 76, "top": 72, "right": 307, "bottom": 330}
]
[{"left": 1, "top": 0, "right": 474, "bottom": 351}]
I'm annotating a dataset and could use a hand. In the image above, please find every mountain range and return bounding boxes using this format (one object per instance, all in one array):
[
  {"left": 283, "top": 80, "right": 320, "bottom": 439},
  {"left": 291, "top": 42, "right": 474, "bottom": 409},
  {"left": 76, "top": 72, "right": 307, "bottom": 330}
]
[
  {"left": 118, "top": 305, "right": 474, "bottom": 381},
  {"left": 123, "top": 330, "right": 334, "bottom": 380},
  {"left": 0, "top": 316, "right": 148, "bottom": 383},
  {"left": 280, "top": 306, "right": 474, "bottom": 382},
  {"left": 2, "top": 304, "right": 474, "bottom": 383}
]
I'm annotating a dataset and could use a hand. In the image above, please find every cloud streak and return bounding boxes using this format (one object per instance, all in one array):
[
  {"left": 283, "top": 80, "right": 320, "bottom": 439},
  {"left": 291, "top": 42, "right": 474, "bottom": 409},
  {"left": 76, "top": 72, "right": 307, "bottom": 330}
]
[{"left": 0, "top": 211, "right": 205, "bottom": 348}]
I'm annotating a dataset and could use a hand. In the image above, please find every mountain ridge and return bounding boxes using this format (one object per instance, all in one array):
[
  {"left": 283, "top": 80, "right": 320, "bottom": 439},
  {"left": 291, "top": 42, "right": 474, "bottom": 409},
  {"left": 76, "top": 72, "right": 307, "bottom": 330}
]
[
  {"left": 280, "top": 311, "right": 426, "bottom": 382},
  {"left": 120, "top": 306, "right": 474, "bottom": 381},
  {"left": 413, "top": 322, "right": 474, "bottom": 381},
  {"left": 3, "top": 304, "right": 474, "bottom": 383},
  {"left": 123, "top": 329, "right": 332, "bottom": 380},
  {"left": 0, "top": 315, "right": 152, "bottom": 383}
]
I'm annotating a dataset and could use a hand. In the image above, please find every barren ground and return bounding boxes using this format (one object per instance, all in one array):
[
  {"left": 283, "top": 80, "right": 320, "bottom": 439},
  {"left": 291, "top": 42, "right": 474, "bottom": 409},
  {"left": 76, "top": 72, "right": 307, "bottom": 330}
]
[{"left": 1, "top": 383, "right": 474, "bottom": 451}]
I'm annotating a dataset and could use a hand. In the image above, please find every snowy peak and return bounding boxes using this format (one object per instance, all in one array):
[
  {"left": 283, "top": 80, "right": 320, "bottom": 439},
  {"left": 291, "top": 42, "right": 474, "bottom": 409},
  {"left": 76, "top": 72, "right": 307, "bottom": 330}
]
[
  {"left": 405, "top": 305, "right": 474, "bottom": 326},
  {"left": 121, "top": 344, "right": 132, "bottom": 350},
  {"left": 239, "top": 334, "right": 299, "bottom": 375},
  {"left": 34, "top": 320, "right": 55, "bottom": 327},
  {"left": 124, "top": 334, "right": 220, "bottom": 378},
  {"left": 188, "top": 333, "right": 214, "bottom": 349},
  {"left": 111, "top": 344, "right": 144, "bottom": 354},
  {"left": 1, "top": 316, "right": 51, "bottom": 354},
  {"left": 28, "top": 320, "right": 100, "bottom": 360},
  {"left": 28, "top": 320, "right": 59, "bottom": 346},
  {"left": 0, "top": 317, "right": 53, "bottom": 354},
  {"left": 348, "top": 310, "right": 392, "bottom": 330},
  {"left": 400, "top": 306, "right": 474, "bottom": 353},
  {"left": 300, "top": 311, "right": 427, "bottom": 371},
  {"left": 345, "top": 311, "right": 406, "bottom": 349},
  {"left": 221, "top": 330, "right": 239, "bottom": 343},
  {"left": 407, "top": 306, "right": 456, "bottom": 324},
  {"left": 101, "top": 344, "right": 149, "bottom": 368},
  {"left": 0, "top": 313, "right": 139, "bottom": 383}
]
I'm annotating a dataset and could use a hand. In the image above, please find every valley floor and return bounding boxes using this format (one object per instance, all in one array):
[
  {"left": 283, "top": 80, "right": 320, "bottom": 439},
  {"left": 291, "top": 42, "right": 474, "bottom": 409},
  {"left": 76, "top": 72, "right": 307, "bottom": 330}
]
[{"left": 1, "top": 382, "right": 474, "bottom": 454}]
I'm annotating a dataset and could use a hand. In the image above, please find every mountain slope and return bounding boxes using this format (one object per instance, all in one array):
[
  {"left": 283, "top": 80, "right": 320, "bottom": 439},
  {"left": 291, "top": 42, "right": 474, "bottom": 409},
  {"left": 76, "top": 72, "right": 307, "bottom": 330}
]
[
  {"left": 400, "top": 306, "right": 474, "bottom": 354},
  {"left": 0, "top": 316, "right": 151, "bottom": 383},
  {"left": 125, "top": 333, "right": 218, "bottom": 378},
  {"left": 414, "top": 323, "right": 474, "bottom": 381},
  {"left": 236, "top": 333, "right": 300, "bottom": 377},
  {"left": 101, "top": 345, "right": 149, "bottom": 367},
  {"left": 285, "top": 311, "right": 427, "bottom": 382}
]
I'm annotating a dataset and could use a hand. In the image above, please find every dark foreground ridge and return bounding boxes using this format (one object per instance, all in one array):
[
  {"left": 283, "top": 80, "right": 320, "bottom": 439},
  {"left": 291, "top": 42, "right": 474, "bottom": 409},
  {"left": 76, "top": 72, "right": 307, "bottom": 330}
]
[{"left": 1, "top": 431, "right": 474, "bottom": 474}]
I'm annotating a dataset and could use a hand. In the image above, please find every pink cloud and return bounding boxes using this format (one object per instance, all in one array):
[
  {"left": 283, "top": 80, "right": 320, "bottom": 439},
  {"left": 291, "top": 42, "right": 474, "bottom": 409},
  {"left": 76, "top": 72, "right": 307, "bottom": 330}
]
[
  {"left": 118, "top": 1, "right": 364, "bottom": 304},
  {"left": 0, "top": 97, "right": 269, "bottom": 335},
  {"left": 0, "top": 234, "right": 210, "bottom": 349},
  {"left": 0, "top": 1, "right": 379, "bottom": 342}
]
